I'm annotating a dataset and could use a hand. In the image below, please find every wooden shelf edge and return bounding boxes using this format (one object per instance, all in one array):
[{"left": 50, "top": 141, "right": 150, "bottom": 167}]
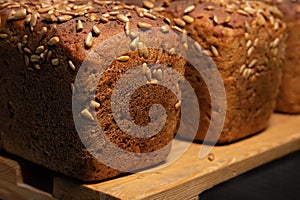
[{"left": 53, "top": 114, "right": 300, "bottom": 200}]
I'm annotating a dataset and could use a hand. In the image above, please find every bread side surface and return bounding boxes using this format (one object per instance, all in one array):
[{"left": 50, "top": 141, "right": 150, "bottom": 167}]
[
  {"left": 0, "top": 0, "right": 186, "bottom": 181},
  {"left": 123, "top": 0, "right": 287, "bottom": 143},
  {"left": 263, "top": 0, "right": 300, "bottom": 113}
]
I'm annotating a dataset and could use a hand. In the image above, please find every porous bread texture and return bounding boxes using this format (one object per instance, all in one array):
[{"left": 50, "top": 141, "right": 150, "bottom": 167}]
[
  {"left": 122, "top": 0, "right": 287, "bottom": 143},
  {"left": 262, "top": 0, "right": 300, "bottom": 113},
  {"left": 0, "top": 0, "right": 186, "bottom": 181}
]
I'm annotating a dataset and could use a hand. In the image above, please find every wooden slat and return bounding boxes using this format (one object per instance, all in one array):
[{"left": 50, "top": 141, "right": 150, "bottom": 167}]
[
  {"left": 0, "top": 156, "right": 56, "bottom": 200},
  {"left": 53, "top": 114, "right": 300, "bottom": 200},
  {"left": 0, "top": 156, "right": 23, "bottom": 184}
]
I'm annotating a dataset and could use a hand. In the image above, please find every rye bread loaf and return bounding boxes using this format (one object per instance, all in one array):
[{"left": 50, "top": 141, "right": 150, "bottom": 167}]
[
  {"left": 262, "top": 0, "right": 300, "bottom": 113},
  {"left": 122, "top": 0, "right": 287, "bottom": 143},
  {"left": 0, "top": 0, "right": 186, "bottom": 181}
]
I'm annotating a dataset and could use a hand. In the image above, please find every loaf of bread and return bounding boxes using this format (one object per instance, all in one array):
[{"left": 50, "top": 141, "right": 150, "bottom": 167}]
[
  {"left": 0, "top": 0, "right": 187, "bottom": 181},
  {"left": 122, "top": 0, "right": 287, "bottom": 143},
  {"left": 261, "top": 0, "right": 300, "bottom": 113}
]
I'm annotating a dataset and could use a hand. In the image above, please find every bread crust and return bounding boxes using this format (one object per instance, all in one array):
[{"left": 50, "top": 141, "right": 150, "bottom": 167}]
[{"left": 263, "top": 0, "right": 300, "bottom": 113}]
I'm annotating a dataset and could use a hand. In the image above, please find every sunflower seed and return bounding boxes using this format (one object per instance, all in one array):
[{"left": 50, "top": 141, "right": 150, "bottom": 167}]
[
  {"left": 213, "top": 15, "right": 218, "bottom": 24},
  {"left": 194, "top": 42, "right": 202, "bottom": 53},
  {"left": 184, "top": 5, "right": 195, "bottom": 13},
  {"left": 244, "top": 21, "right": 251, "bottom": 34},
  {"left": 129, "top": 31, "right": 139, "bottom": 39},
  {"left": 143, "top": 0, "right": 154, "bottom": 9},
  {"left": 46, "top": 50, "right": 52, "bottom": 61},
  {"left": 117, "top": 14, "right": 129, "bottom": 23},
  {"left": 182, "top": 15, "right": 194, "bottom": 24},
  {"left": 174, "top": 18, "right": 186, "bottom": 27},
  {"left": 116, "top": 55, "right": 130, "bottom": 62},
  {"left": 144, "top": 12, "right": 156, "bottom": 20},
  {"left": 81, "top": 108, "right": 94, "bottom": 120},
  {"left": 150, "top": 79, "right": 158, "bottom": 84},
  {"left": 142, "top": 63, "right": 147, "bottom": 75},
  {"left": 100, "top": 15, "right": 109, "bottom": 23},
  {"left": 246, "top": 40, "right": 252, "bottom": 49},
  {"left": 239, "top": 64, "right": 246, "bottom": 74},
  {"left": 169, "top": 47, "right": 175, "bottom": 55},
  {"left": 247, "top": 46, "right": 255, "bottom": 57},
  {"left": 77, "top": 20, "right": 83, "bottom": 31},
  {"left": 92, "top": 25, "right": 101, "bottom": 35},
  {"left": 160, "top": 24, "right": 170, "bottom": 33},
  {"left": 22, "top": 35, "right": 28, "bottom": 46},
  {"left": 17, "top": 43, "right": 22, "bottom": 53},
  {"left": 211, "top": 46, "right": 219, "bottom": 57},
  {"left": 145, "top": 67, "right": 152, "bottom": 81},
  {"left": 51, "top": 58, "right": 60, "bottom": 66},
  {"left": 156, "top": 69, "right": 163, "bottom": 80},
  {"left": 30, "top": 13, "right": 38, "bottom": 30},
  {"left": 130, "top": 37, "right": 139, "bottom": 50},
  {"left": 44, "top": 14, "right": 57, "bottom": 22},
  {"left": 70, "top": 83, "right": 75, "bottom": 95},
  {"left": 13, "top": 9, "right": 27, "bottom": 20},
  {"left": 153, "top": 7, "right": 165, "bottom": 12},
  {"left": 48, "top": 36, "right": 60, "bottom": 46},
  {"left": 137, "top": 21, "right": 152, "bottom": 29},
  {"left": 68, "top": 60, "right": 76, "bottom": 71},
  {"left": 58, "top": 15, "right": 72, "bottom": 22},
  {"left": 175, "top": 101, "right": 181, "bottom": 109},
  {"left": 125, "top": 21, "right": 130, "bottom": 35},
  {"left": 243, "top": 68, "right": 252, "bottom": 79},
  {"left": 171, "top": 25, "right": 183, "bottom": 33},
  {"left": 34, "top": 64, "right": 41, "bottom": 70},
  {"left": 254, "top": 38, "right": 259, "bottom": 47},
  {"left": 0, "top": 33, "right": 8, "bottom": 39},
  {"left": 38, "top": 27, "right": 48, "bottom": 41},
  {"left": 90, "top": 100, "right": 100, "bottom": 109},
  {"left": 35, "top": 45, "right": 45, "bottom": 54},
  {"left": 137, "top": 42, "right": 148, "bottom": 58},
  {"left": 248, "top": 59, "right": 257, "bottom": 68},
  {"left": 30, "top": 55, "right": 40, "bottom": 62},
  {"left": 85, "top": 32, "right": 93, "bottom": 48}
]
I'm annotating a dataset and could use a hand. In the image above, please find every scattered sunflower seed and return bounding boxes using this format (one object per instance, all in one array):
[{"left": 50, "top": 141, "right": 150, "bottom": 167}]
[{"left": 117, "top": 55, "right": 130, "bottom": 62}]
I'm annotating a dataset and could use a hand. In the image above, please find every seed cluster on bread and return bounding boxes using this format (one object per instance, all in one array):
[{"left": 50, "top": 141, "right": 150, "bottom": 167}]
[{"left": 0, "top": 0, "right": 187, "bottom": 181}]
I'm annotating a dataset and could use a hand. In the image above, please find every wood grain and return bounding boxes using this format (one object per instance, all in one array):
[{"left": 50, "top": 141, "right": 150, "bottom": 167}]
[
  {"left": 0, "top": 156, "right": 56, "bottom": 200},
  {"left": 53, "top": 114, "right": 300, "bottom": 200}
]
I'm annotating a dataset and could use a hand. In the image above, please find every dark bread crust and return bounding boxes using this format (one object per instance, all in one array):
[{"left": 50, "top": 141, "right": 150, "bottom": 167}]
[
  {"left": 121, "top": 0, "right": 287, "bottom": 143},
  {"left": 0, "top": 1, "right": 185, "bottom": 181},
  {"left": 263, "top": 0, "right": 300, "bottom": 113}
]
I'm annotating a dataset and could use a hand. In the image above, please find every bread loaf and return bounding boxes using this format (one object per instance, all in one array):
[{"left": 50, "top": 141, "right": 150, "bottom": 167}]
[
  {"left": 261, "top": 0, "right": 300, "bottom": 113},
  {"left": 122, "top": 0, "right": 287, "bottom": 143},
  {"left": 0, "top": 0, "right": 187, "bottom": 181}
]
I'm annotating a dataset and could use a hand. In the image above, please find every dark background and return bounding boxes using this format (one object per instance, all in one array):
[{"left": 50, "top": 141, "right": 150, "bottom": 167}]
[{"left": 200, "top": 150, "right": 300, "bottom": 200}]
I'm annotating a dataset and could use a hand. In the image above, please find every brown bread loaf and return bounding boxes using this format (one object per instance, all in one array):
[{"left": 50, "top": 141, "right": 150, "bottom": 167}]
[
  {"left": 262, "top": 0, "right": 300, "bottom": 113},
  {"left": 122, "top": 0, "right": 287, "bottom": 143},
  {"left": 0, "top": 0, "right": 186, "bottom": 181}
]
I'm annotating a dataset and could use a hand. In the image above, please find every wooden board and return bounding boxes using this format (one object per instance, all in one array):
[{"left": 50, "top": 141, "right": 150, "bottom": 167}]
[
  {"left": 1, "top": 114, "right": 300, "bottom": 200},
  {"left": 53, "top": 114, "right": 300, "bottom": 200},
  {"left": 0, "top": 156, "right": 56, "bottom": 200}
]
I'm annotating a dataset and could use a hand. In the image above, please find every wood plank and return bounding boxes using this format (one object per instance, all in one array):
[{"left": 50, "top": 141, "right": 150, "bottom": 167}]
[
  {"left": 53, "top": 114, "right": 300, "bottom": 200},
  {"left": 0, "top": 156, "right": 56, "bottom": 200}
]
